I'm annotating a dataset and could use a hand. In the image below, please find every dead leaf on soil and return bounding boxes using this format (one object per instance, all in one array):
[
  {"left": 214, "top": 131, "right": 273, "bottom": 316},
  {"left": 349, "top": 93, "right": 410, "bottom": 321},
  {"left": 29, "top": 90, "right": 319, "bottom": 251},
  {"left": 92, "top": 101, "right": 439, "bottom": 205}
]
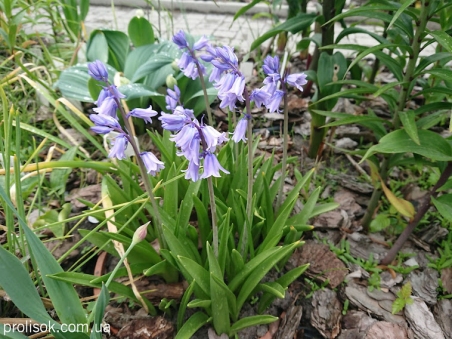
[
  {"left": 117, "top": 317, "right": 174, "bottom": 339},
  {"left": 65, "top": 184, "right": 101, "bottom": 209},
  {"left": 292, "top": 241, "right": 347, "bottom": 289}
]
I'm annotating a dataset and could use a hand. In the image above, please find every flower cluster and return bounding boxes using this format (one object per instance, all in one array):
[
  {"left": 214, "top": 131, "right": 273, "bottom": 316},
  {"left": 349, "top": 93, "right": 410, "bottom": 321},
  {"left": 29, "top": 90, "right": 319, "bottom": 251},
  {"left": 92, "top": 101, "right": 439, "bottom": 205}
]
[
  {"left": 88, "top": 60, "right": 164, "bottom": 175},
  {"left": 159, "top": 88, "right": 229, "bottom": 181},
  {"left": 173, "top": 30, "right": 209, "bottom": 80},
  {"left": 202, "top": 45, "right": 245, "bottom": 111},
  {"left": 251, "top": 55, "right": 308, "bottom": 113}
]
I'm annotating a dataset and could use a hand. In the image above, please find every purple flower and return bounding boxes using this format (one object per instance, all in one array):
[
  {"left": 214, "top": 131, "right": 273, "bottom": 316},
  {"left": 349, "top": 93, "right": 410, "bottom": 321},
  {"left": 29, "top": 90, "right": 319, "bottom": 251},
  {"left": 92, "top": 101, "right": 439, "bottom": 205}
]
[
  {"left": 93, "top": 97, "right": 118, "bottom": 118},
  {"left": 108, "top": 134, "right": 128, "bottom": 160},
  {"left": 178, "top": 52, "right": 205, "bottom": 80},
  {"left": 266, "top": 90, "right": 284, "bottom": 113},
  {"left": 173, "top": 30, "right": 189, "bottom": 48},
  {"left": 232, "top": 116, "right": 249, "bottom": 143},
  {"left": 286, "top": 73, "right": 308, "bottom": 91},
  {"left": 201, "top": 152, "right": 229, "bottom": 179},
  {"left": 178, "top": 133, "right": 201, "bottom": 164},
  {"left": 165, "top": 85, "right": 181, "bottom": 111},
  {"left": 215, "top": 73, "right": 245, "bottom": 110},
  {"left": 250, "top": 89, "right": 271, "bottom": 108},
  {"left": 193, "top": 36, "right": 209, "bottom": 51},
  {"left": 171, "top": 123, "right": 199, "bottom": 151},
  {"left": 183, "top": 160, "right": 200, "bottom": 182},
  {"left": 159, "top": 106, "right": 193, "bottom": 131},
  {"left": 127, "top": 106, "right": 158, "bottom": 124},
  {"left": 88, "top": 60, "right": 109, "bottom": 82},
  {"left": 262, "top": 55, "right": 280, "bottom": 76},
  {"left": 140, "top": 151, "right": 165, "bottom": 176},
  {"left": 202, "top": 125, "right": 228, "bottom": 151},
  {"left": 90, "top": 114, "right": 121, "bottom": 134}
]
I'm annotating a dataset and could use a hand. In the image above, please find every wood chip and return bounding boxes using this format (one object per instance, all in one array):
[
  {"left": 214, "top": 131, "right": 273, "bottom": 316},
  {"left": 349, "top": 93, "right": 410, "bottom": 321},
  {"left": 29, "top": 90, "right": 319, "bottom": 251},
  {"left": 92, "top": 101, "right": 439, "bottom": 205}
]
[
  {"left": 311, "top": 289, "right": 342, "bottom": 339},
  {"left": 404, "top": 297, "right": 445, "bottom": 339},
  {"left": 275, "top": 304, "right": 302, "bottom": 339},
  {"left": 345, "top": 281, "right": 405, "bottom": 325},
  {"left": 441, "top": 267, "right": 452, "bottom": 294},
  {"left": 407, "top": 268, "right": 438, "bottom": 305},
  {"left": 433, "top": 299, "right": 452, "bottom": 339},
  {"left": 117, "top": 317, "right": 174, "bottom": 339},
  {"left": 365, "top": 321, "right": 410, "bottom": 339}
]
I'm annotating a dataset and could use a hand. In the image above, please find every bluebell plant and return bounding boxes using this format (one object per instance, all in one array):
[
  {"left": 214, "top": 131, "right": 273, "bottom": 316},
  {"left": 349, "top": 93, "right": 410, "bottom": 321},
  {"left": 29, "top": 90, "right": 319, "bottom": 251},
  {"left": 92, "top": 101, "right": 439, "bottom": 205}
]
[
  {"left": 87, "top": 60, "right": 165, "bottom": 247},
  {"left": 87, "top": 30, "right": 307, "bottom": 256}
]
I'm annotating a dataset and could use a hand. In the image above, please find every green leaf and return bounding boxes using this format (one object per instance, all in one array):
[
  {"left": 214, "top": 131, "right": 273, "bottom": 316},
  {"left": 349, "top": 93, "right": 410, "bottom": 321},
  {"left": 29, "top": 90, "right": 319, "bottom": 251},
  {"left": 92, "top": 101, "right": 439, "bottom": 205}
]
[
  {"left": 399, "top": 110, "right": 420, "bottom": 145},
  {"left": 362, "top": 129, "right": 452, "bottom": 162},
  {"left": 233, "top": 0, "right": 263, "bottom": 20},
  {"left": 0, "top": 186, "right": 87, "bottom": 328},
  {"left": 0, "top": 325, "right": 29, "bottom": 339},
  {"left": 230, "top": 315, "right": 278, "bottom": 335},
  {"left": 117, "top": 83, "right": 163, "bottom": 100},
  {"left": 236, "top": 242, "right": 301, "bottom": 312},
  {"left": 0, "top": 246, "right": 56, "bottom": 325},
  {"left": 432, "top": 194, "right": 452, "bottom": 222},
  {"left": 86, "top": 31, "right": 108, "bottom": 63},
  {"left": 132, "top": 55, "right": 175, "bottom": 82},
  {"left": 429, "top": 30, "right": 452, "bottom": 53},
  {"left": 128, "top": 16, "right": 154, "bottom": 47},
  {"left": 177, "top": 256, "right": 210, "bottom": 295},
  {"left": 392, "top": 298, "right": 406, "bottom": 314},
  {"left": 251, "top": 13, "right": 316, "bottom": 51},
  {"left": 414, "top": 52, "right": 452, "bottom": 75},
  {"left": 422, "top": 68, "right": 452, "bottom": 82},
  {"left": 163, "top": 163, "right": 179, "bottom": 216},
  {"left": 90, "top": 284, "right": 109, "bottom": 339},
  {"left": 103, "top": 30, "right": 130, "bottom": 72},
  {"left": 175, "top": 312, "right": 211, "bottom": 339},
  {"left": 177, "top": 281, "right": 195, "bottom": 330},
  {"left": 387, "top": 0, "right": 416, "bottom": 30},
  {"left": 79, "top": 0, "right": 89, "bottom": 20}
]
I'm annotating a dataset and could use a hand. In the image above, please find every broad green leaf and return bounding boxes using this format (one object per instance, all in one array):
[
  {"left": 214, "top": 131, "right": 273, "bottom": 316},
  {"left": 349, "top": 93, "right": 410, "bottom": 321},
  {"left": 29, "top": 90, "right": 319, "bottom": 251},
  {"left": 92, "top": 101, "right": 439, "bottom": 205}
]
[
  {"left": 362, "top": 129, "right": 452, "bottom": 162},
  {"left": 128, "top": 16, "right": 154, "bottom": 47},
  {"left": 176, "top": 180, "right": 201, "bottom": 231},
  {"left": 0, "top": 246, "right": 56, "bottom": 325},
  {"left": 380, "top": 179, "right": 415, "bottom": 219},
  {"left": 103, "top": 30, "right": 130, "bottom": 72},
  {"left": 432, "top": 194, "right": 452, "bottom": 222},
  {"left": 177, "top": 255, "right": 210, "bottom": 296},
  {"left": 251, "top": 13, "right": 316, "bottom": 51},
  {"left": 79, "top": 0, "right": 89, "bottom": 20},
  {"left": 0, "top": 186, "right": 87, "bottom": 327},
  {"left": 175, "top": 312, "right": 211, "bottom": 339},
  {"left": 132, "top": 55, "right": 175, "bottom": 82},
  {"left": 117, "top": 83, "right": 163, "bottom": 100},
  {"left": 0, "top": 325, "right": 29, "bottom": 339},
  {"left": 429, "top": 30, "right": 452, "bottom": 53},
  {"left": 86, "top": 31, "right": 108, "bottom": 63},
  {"left": 288, "top": 187, "right": 321, "bottom": 226},
  {"left": 123, "top": 44, "right": 161, "bottom": 79},
  {"left": 399, "top": 110, "right": 420, "bottom": 145}
]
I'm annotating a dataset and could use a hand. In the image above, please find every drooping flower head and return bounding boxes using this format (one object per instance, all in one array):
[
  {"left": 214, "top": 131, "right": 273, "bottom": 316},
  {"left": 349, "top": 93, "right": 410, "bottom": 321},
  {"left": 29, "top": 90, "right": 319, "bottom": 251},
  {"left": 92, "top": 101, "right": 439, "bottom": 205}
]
[
  {"left": 140, "top": 151, "right": 165, "bottom": 175},
  {"left": 126, "top": 106, "right": 158, "bottom": 124},
  {"left": 88, "top": 60, "right": 109, "bottom": 82},
  {"left": 173, "top": 31, "right": 209, "bottom": 80},
  {"left": 165, "top": 85, "right": 181, "bottom": 111}
]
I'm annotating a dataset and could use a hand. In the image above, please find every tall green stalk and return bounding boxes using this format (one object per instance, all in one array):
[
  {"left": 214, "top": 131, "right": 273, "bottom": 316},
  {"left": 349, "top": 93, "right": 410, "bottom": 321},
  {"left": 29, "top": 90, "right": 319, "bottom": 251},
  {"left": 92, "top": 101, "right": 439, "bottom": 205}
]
[
  {"left": 362, "top": 0, "right": 431, "bottom": 231},
  {"left": 197, "top": 67, "right": 219, "bottom": 256},
  {"left": 276, "top": 84, "right": 289, "bottom": 209},
  {"left": 241, "top": 88, "right": 254, "bottom": 256}
]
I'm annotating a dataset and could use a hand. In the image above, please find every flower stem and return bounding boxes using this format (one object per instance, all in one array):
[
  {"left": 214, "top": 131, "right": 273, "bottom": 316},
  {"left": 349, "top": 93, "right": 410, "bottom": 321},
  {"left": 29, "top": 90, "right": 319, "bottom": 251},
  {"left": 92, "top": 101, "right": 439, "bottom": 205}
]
[
  {"left": 112, "top": 95, "right": 165, "bottom": 249},
  {"left": 241, "top": 87, "right": 254, "bottom": 256},
  {"left": 276, "top": 84, "right": 289, "bottom": 210},
  {"left": 207, "top": 177, "right": 219, "bottom": 256},
  {"left": 197, "top": 66, "right": 214, "bottom": 126}
]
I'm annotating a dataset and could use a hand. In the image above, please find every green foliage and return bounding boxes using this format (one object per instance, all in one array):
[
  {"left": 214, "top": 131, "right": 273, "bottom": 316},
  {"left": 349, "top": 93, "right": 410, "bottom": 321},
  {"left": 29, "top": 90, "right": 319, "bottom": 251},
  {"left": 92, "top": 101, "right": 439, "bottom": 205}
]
[{"left": 392, "top": 282, "right": 414, "bottom": 314}]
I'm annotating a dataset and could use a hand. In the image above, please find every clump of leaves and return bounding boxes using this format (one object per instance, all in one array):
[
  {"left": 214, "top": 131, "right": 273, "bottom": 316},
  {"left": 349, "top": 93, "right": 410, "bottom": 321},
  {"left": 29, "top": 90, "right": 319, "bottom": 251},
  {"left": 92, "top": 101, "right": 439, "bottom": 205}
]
[{"left": 392, "top": 282, "right": 414, "bottom": 314}]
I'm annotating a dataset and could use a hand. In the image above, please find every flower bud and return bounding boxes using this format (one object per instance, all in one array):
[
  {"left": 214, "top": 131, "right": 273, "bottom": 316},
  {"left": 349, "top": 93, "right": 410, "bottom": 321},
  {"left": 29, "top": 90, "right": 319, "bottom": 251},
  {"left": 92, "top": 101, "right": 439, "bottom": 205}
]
[
  {"left": 166, "top": 74, "right": 178, "bottom": 89},
  {"left": 171, "top": 60, "right": 180, "bottom": 72},
  {"left": 135, "top": 9, "right": 144, "bottom": 18},
  {"left": 132, "top": 222, "right": 150, "bottom": 245}
]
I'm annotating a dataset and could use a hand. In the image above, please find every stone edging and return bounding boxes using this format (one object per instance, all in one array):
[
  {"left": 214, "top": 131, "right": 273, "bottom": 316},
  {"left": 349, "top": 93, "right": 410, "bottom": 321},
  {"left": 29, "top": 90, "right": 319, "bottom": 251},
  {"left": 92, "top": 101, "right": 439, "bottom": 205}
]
[{"left": 89, "top": 0, "right": 293, "bottom": 17}]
